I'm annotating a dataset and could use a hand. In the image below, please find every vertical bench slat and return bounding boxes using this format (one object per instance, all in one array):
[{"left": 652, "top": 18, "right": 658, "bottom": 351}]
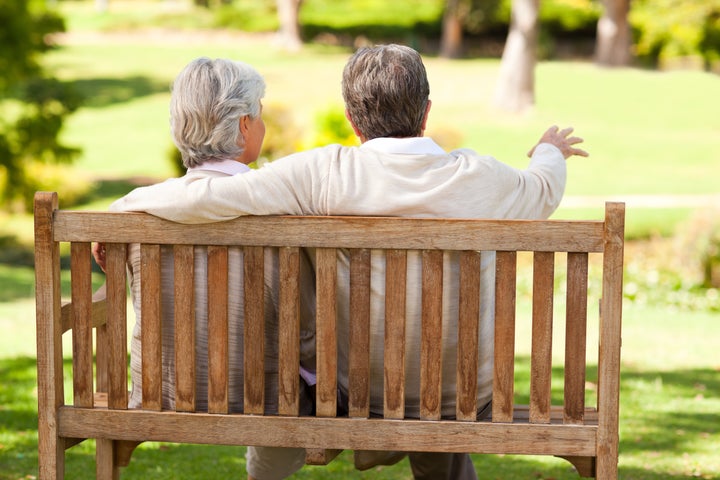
[
  {"left": 140, "top": 244, "right": 162, "bottom": 411},
  {"left": 278, "top": 247, "right": 301, "bottom": 416},
  {"left": 348, "top": 248, "right": 371, "bottom": 418},
  {"left": 34, "top": 192, "right": 65, "bottom": 479},
  {"left": 70, "top": 242, "right": 94, "bottom": 408},
  {"left": 456, "top": 250, "right": 481, "bottom": 421},
  {"left": 207, "top": 245, "right": 229, "bottom": 414},
  {"left": 243, "top": 246, "right": 265, "bottom": 414},
  {"left": 493, "top": 251, "right": 517, "bottom": 423},
  {"left": 384, "top": 249, "right": 407, "bottom": 419},
  {"left": 420, "top": 250, "right": 443, "bottom": 420},
  {"left": 564, "top": 252, "right": 589, "bottom": 424},
  {"left": 596, "top": 202, "right": 626, "bottom": 479},
  {"left": 174, "top": 245, "right": 196, "bottom": 412},
  {"left": 316, "top": 248, "right": 338, "bottom": 417},
  {"left": 530, "top": 251, "right": 555, "bottom": 424},
  {"left": 106, "top": 243, "right": 128, "bottom": 410}
]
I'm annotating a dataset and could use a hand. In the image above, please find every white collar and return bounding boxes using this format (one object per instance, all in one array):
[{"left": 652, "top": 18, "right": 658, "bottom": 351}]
[
  {"left": 188, "top": 159, "right": 251, "bottom": 176},
  {"left": 360, "top": 137, "right": 446, "bottom": 155}
]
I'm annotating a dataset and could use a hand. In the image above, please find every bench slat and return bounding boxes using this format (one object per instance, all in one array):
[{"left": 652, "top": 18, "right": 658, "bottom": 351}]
[
  {"left": 70, "top": 242, "right": 94, "bottom": 408},
  {"left": 530, "top": 251, "right": 555, "bottom": 424},
  {"left": 492, "top": 251, "right": 517, "bottom": 423},
  {"left": 173, "top": 245, "right": 196, "bottom": 412},
  {"left": 596, "top": 202, "right": 626, "bottom": 479},
  {"left": 208, "top": 245, "right": 230, "bottom": 414},
  {"left": 456, "top": 250, "right": 481, "bottom": 421},
  {"left": 243, "top": 246, "right": 265, "bottom": 414},
  {"left": 316, "top": 248, "right": 338, "bottom": 417},
  {"left": 420, "top": 250, "right": 444, "bottom": 420},
  {"left": 348, "top": 248, "right": 371, "bottom": 418},
  {"left": 278, "top": 246, "right": 301, "bottom": 416},
  {"left": 106, "top": 243, "right": 128, "bottom": 410},
  {"left": 140, "top": 244, "right": 162, "bottom": 411},
  {"left": 384, "top": 249, "right": 407, "bottom": 419},
  {"left": 564, "top": 252, "right": 589, "bottom": 424}
]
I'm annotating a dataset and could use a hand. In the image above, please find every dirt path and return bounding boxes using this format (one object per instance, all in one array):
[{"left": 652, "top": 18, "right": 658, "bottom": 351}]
[{"left": 562, "top": 194, "right": 720, "bottom": 208}]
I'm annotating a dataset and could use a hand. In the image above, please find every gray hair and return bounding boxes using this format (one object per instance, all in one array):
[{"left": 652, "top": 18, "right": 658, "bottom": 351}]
[
  {"left": 170, "top": 57, "right": 265, "bottom": 168},
  {"left": 341, "top": 44, "right": 429, "bottom": 140}
]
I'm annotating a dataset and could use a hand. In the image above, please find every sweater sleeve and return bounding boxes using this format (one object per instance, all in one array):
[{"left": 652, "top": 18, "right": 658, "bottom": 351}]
[
  {"left": 110, "top": 147, "right": 336, "bottom": 223},
  {"left": 460, "top": 142, "right": 566, "bottom": 220}
]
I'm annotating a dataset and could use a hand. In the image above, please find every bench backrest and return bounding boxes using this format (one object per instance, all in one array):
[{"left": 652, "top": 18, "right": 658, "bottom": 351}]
[{"left": 35, "top": 191, "right": 624, "bottom": 477}]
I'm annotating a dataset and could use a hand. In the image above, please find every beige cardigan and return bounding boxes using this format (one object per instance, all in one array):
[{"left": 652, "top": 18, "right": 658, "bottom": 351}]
[{"left": 115, "top": 138, "right": 567, "bottom": 417}]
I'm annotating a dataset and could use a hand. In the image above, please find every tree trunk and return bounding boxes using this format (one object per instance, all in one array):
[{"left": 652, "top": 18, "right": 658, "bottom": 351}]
[
  {"left": 440, "top": 0, "right": 465, "bottom": 58},
  {"left": 595, "top": 0, "right": 632, "bottom": 66},
  {"left": 493, "top": 0, "right": 539, "bottom": 112},
  {"left": 276, "top": 0, "right": 303, "bottom": 51}
]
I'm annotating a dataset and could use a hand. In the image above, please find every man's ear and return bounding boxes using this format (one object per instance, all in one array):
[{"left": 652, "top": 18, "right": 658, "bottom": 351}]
[
  {"left": 420, "top": 99, "right": 432, "bottom": 134},
  {"left": 345, "top": 109, "right": 364, "bottom": 141}
]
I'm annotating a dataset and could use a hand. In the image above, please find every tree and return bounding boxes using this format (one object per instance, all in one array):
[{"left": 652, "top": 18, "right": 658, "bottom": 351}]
[
  {"left": 595, "top": 0, "right": 632, "bottom": 66},
  {"left": 493, "top": 0, "right": 539, "bottom": 112},
  {"left": 276, "top": 0, "right": 303, "bottom": 51},
  {"left": 440, "top": 0, "right": 468, "bottom": 58},
  {"left": 0, "top": 0, "right": 81, "bottom": 210}
]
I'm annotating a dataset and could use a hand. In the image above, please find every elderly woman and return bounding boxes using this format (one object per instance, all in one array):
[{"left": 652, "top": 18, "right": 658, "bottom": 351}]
[{"left": 98, "top": 58, "right": 316, "bottom": 480}]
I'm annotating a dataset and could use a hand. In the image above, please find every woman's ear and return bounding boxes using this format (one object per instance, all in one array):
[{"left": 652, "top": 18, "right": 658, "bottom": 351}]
[{"left": 239, "top": 115, "right": 250, "bottom": 136}]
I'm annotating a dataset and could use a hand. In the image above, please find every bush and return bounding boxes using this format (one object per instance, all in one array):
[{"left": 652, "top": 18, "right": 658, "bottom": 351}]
[
  {"left": 676, "top": 208, "right": 720, "bottom": 289},
  {"left": 631, "top": 0, "right": 720, "bottom": 69}
]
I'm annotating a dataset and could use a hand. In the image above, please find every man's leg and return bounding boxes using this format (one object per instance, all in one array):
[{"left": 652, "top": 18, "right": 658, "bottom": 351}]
[{"left": 408, "top": 452, "right": 478, "bottom": 480}]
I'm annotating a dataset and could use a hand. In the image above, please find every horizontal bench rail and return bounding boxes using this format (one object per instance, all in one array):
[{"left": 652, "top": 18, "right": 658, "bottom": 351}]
[
  {"left": 58, "top": 408, "right": 599, "bottom": 457},
  {"left": 52, "top": 211, "right": 606, "bottom": 252}
]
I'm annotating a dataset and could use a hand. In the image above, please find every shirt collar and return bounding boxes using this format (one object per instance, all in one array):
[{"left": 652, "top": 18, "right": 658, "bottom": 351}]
[
  {"left": 360, "top": 137, "right": 446, "bottom": 155},
  {"left": 188, "top": 159, "right": 251, "bottom": 176}
]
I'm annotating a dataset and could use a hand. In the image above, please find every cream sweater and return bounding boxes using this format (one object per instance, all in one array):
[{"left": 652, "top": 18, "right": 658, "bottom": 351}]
[{"left": 113, "top": 138, "right": 566, "bottom": 417}]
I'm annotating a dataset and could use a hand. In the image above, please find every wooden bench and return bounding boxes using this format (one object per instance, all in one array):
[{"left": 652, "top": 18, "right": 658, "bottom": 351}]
[{"left": 34, "top": 191, "right": 625, "bottom": 479}]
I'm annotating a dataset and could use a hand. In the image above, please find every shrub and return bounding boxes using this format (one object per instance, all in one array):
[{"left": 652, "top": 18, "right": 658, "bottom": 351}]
[
  {"left": 630, "top": 0, "right": 720, "bottom": 69},
  {"left": 676, "top": 208, "right": 720, "bottom": 289}
]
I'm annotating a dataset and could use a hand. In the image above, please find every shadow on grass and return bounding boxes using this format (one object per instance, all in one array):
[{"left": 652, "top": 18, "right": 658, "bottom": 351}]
[
  {"left": 1, "top": 354, "right": 717, "bottom": 479},
  {"left": 72, "top": 76, "right": 169, "bottom": 109}
]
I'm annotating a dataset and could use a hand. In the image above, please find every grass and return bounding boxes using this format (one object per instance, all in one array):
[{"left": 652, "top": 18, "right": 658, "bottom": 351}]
[
  {"left": 2, "top": 303, "right": 718, "bottom": 479},
  {"left": 1, "top": 1, "right": 719, "bottom": 478}
]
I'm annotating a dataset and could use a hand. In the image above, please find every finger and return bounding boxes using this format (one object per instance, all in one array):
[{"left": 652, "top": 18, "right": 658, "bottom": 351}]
[
  {"left": 559, "top": 127, "right": 574, "bottom": 137},
  {"left": 572, "top": 148, "right": 589, "bottom": 157},
  {"left": 567, "top": 136, "right": 584, "bottom": 145}
]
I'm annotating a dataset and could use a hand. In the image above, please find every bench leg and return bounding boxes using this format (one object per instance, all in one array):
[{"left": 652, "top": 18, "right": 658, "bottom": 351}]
[
  {"left": 96, "top": 439, "right": 141, "bottom": 480},
  {"left": 96, "top": 439, "right": 120, "bottom": 480},
  {"left": 558, "top": 456, "right": 596, "bottom": 478}
]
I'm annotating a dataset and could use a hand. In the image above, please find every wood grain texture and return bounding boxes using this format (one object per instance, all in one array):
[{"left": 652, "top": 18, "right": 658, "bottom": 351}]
[{"left": 141, "top": 244, "right": 162, "bottom": 411}]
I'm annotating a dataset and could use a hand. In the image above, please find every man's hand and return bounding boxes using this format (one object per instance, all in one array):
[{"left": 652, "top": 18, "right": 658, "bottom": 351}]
[{"left": 528, "top": 125, "right": 589, "bottom": 159}]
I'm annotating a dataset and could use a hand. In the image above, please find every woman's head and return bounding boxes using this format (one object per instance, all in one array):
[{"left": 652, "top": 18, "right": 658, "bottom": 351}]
[
  {"left": 170, "top": 57, "right": 266, "bottom": 168},
  {"left": 341, "top": 44, "right": 430, "bottom": 141}
]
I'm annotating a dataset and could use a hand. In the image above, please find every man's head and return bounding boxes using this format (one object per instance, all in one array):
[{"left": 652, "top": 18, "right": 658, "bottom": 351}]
[
  {"left": 342, "top": 44, "right": 430, "bottom": 141},
  {"left": 170, "top": 57, "right": 265, "bottom": 168}
]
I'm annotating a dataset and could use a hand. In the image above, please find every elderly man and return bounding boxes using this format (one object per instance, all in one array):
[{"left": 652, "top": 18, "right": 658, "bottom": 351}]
[{"left": 111, "top": 44, "right": 587, "bottom": 479}]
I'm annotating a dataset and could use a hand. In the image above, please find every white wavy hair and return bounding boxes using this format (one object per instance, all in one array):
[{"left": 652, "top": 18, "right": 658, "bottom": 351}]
[{"left": 170, "top": 57, "right": 265, "bottom": 168}]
